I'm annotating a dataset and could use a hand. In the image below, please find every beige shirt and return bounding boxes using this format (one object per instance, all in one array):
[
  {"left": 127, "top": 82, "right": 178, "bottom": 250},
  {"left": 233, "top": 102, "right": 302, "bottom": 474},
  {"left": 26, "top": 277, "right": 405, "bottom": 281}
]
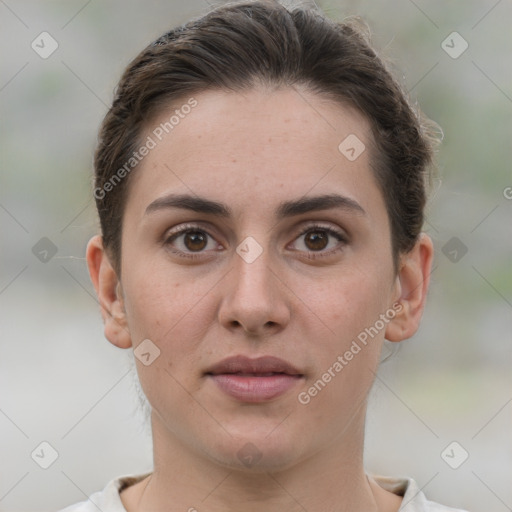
[{"left": 59, "top": 473, "right": 469, "bottom": 511}]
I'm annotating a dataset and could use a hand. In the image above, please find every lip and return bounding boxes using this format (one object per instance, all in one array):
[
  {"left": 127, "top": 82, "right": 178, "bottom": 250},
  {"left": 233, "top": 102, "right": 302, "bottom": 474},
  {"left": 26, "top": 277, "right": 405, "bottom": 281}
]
[{"left": 206, "top": 355, "right": 304, "bottom": 403}]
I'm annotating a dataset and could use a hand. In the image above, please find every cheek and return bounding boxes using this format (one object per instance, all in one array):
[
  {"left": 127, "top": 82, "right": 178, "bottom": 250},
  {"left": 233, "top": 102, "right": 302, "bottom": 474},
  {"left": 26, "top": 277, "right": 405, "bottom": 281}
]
[
  {"left": 298, "top": 276, "right": 387, "bottom": 421},
  {"left": 121, "top": 263, "right": 218, "bottom": 357},
  {"left": 121, "top": 268, "right": 214, "bottom": 404},
  {"left": 122, "top": 272, "right": 170, "bottom": 341},
  {"left": 308, "top": 267, "right": 392, "bottom": 342}
]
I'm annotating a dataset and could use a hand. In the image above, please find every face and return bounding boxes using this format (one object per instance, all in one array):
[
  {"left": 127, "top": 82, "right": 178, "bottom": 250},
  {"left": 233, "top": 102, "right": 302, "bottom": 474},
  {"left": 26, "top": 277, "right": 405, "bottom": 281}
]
[{"left": 99, "top": 86, "right": 408, "bottom": 471}]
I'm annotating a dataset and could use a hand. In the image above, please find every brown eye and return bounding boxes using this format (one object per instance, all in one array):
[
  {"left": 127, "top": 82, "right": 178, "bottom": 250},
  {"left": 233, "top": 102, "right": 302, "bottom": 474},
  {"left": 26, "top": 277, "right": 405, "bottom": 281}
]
[
  {"left": 304, "top": 230, "right": 329, "bottom": 251},
  {"left": 184, "top": 231, "right": 207, "bottom": 251},
  {"left": 289, "top": 224, "right": 347, "bottom": 258},
  {"left": 164, "top": 226, "right": 219, "bottom": 257}
]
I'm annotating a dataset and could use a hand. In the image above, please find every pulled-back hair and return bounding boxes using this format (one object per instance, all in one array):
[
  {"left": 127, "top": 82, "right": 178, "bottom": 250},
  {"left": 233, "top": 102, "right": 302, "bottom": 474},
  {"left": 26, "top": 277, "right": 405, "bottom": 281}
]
[{"left": 94, "top": 0, "right": 438, "bottom": 273}]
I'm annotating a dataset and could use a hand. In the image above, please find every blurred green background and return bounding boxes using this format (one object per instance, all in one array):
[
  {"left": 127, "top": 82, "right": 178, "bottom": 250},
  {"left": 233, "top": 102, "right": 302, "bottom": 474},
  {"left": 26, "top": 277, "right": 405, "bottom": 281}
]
[{"left": 1, "top": 1, "right": 511, "bottom": 510}]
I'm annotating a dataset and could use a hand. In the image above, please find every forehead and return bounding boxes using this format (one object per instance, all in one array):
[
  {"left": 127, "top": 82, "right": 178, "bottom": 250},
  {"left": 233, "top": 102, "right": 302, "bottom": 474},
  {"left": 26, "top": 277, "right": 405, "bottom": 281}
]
[{"left": 126, "top": 86, "right": 385, "bottom": 223}]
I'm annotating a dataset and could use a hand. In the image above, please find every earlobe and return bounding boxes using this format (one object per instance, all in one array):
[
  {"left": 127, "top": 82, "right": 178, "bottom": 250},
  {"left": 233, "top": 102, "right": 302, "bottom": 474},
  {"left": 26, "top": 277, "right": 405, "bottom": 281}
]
[
  {"left": 385, "top": 233, "right": 434, "bottom": 342},
  {"left": 86, "top": 235, "right": 132, "bottom": 349}
]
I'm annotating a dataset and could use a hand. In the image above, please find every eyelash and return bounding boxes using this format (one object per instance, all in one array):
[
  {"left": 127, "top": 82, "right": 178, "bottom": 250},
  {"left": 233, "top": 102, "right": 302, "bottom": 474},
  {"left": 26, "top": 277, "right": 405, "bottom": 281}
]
[
  {"left": 294, "top": 224, "right": 348, "bottom": 260},
  {"left": 164, "top": 223, "right": 217, "bottom": 260},
  {"left": 163, "top": 223, "right": 348, "bottom": 261}
]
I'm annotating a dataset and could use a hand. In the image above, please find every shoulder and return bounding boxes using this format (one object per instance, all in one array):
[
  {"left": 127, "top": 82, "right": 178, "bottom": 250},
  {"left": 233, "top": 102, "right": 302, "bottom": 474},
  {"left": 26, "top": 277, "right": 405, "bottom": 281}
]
[
  {"left": 58, "top": 474, "right": 150, "bottom": 512},
  {"left": 372, "top": 474, "right": 470, "bottom": 512}
]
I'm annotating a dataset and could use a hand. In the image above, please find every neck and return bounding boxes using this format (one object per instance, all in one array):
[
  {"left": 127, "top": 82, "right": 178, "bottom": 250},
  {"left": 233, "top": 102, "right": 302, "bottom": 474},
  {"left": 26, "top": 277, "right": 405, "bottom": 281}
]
[{"left": 125, "top": 408, "right": 392, "bottom": 512}]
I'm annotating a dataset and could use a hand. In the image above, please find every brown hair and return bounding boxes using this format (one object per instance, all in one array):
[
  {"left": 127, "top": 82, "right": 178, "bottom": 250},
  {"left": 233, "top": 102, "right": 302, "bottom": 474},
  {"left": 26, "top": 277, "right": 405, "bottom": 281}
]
[{"left": 93, "top": 0, "right": 438, "bottom": 274}]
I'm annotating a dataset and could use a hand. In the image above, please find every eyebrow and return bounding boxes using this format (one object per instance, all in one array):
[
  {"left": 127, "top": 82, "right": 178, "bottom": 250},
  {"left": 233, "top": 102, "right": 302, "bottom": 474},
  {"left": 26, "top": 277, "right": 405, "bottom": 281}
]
[{"left": 144, "top": 193, "right": 366, "bottom": 218}]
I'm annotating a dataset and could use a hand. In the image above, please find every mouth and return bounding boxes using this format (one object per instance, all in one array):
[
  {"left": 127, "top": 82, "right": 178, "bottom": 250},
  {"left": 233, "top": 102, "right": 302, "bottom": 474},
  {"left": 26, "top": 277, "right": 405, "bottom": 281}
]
[{"left": 205, "top": 355, "right": 304, "bottom": 403}]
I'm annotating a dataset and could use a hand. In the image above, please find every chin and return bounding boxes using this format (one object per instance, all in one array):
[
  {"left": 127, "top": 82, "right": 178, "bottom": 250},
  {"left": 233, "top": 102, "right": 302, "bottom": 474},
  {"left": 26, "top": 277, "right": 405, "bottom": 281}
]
[{"left": 203, "top": 422, "right": 307, "bottom": 473}]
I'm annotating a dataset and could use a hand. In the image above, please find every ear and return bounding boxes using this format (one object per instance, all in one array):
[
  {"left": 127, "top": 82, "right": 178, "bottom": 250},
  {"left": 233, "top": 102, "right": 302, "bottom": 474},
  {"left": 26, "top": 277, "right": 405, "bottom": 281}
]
[
  {"left": 385, "top": 233, "right": 434, "bottom": 342},
  {"left": 86, "top": 235, "right": 132, "bottom": 349}
]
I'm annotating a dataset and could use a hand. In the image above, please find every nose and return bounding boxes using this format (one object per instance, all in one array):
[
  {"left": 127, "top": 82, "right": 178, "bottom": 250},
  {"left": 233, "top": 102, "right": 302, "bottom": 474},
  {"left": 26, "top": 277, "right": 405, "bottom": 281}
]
[{"left": 218, "top": 246, "right": 291, "bottom": 337}]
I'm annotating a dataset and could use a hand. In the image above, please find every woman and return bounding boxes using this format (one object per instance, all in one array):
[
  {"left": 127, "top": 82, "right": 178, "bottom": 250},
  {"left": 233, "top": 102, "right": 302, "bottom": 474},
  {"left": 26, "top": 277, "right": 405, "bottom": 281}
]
[{"left": 63, "top": 1, "right": 467, "bottom": 510}]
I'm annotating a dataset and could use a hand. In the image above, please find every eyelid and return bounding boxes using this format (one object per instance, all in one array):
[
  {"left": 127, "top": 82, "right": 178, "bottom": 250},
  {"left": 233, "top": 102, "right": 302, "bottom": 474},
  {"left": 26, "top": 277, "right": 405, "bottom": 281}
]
[
  {"left": 166, "top": 221, "right": 209, "bottom": 236},
  {"left": 163, "top": 222, "right": 223, "bottom": 260},
  {"left": 287, "top": 222, "right": 348, "bottom": 259},
  {"left": 295, "top": 222, "right": 348, "bottom": 241}
]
